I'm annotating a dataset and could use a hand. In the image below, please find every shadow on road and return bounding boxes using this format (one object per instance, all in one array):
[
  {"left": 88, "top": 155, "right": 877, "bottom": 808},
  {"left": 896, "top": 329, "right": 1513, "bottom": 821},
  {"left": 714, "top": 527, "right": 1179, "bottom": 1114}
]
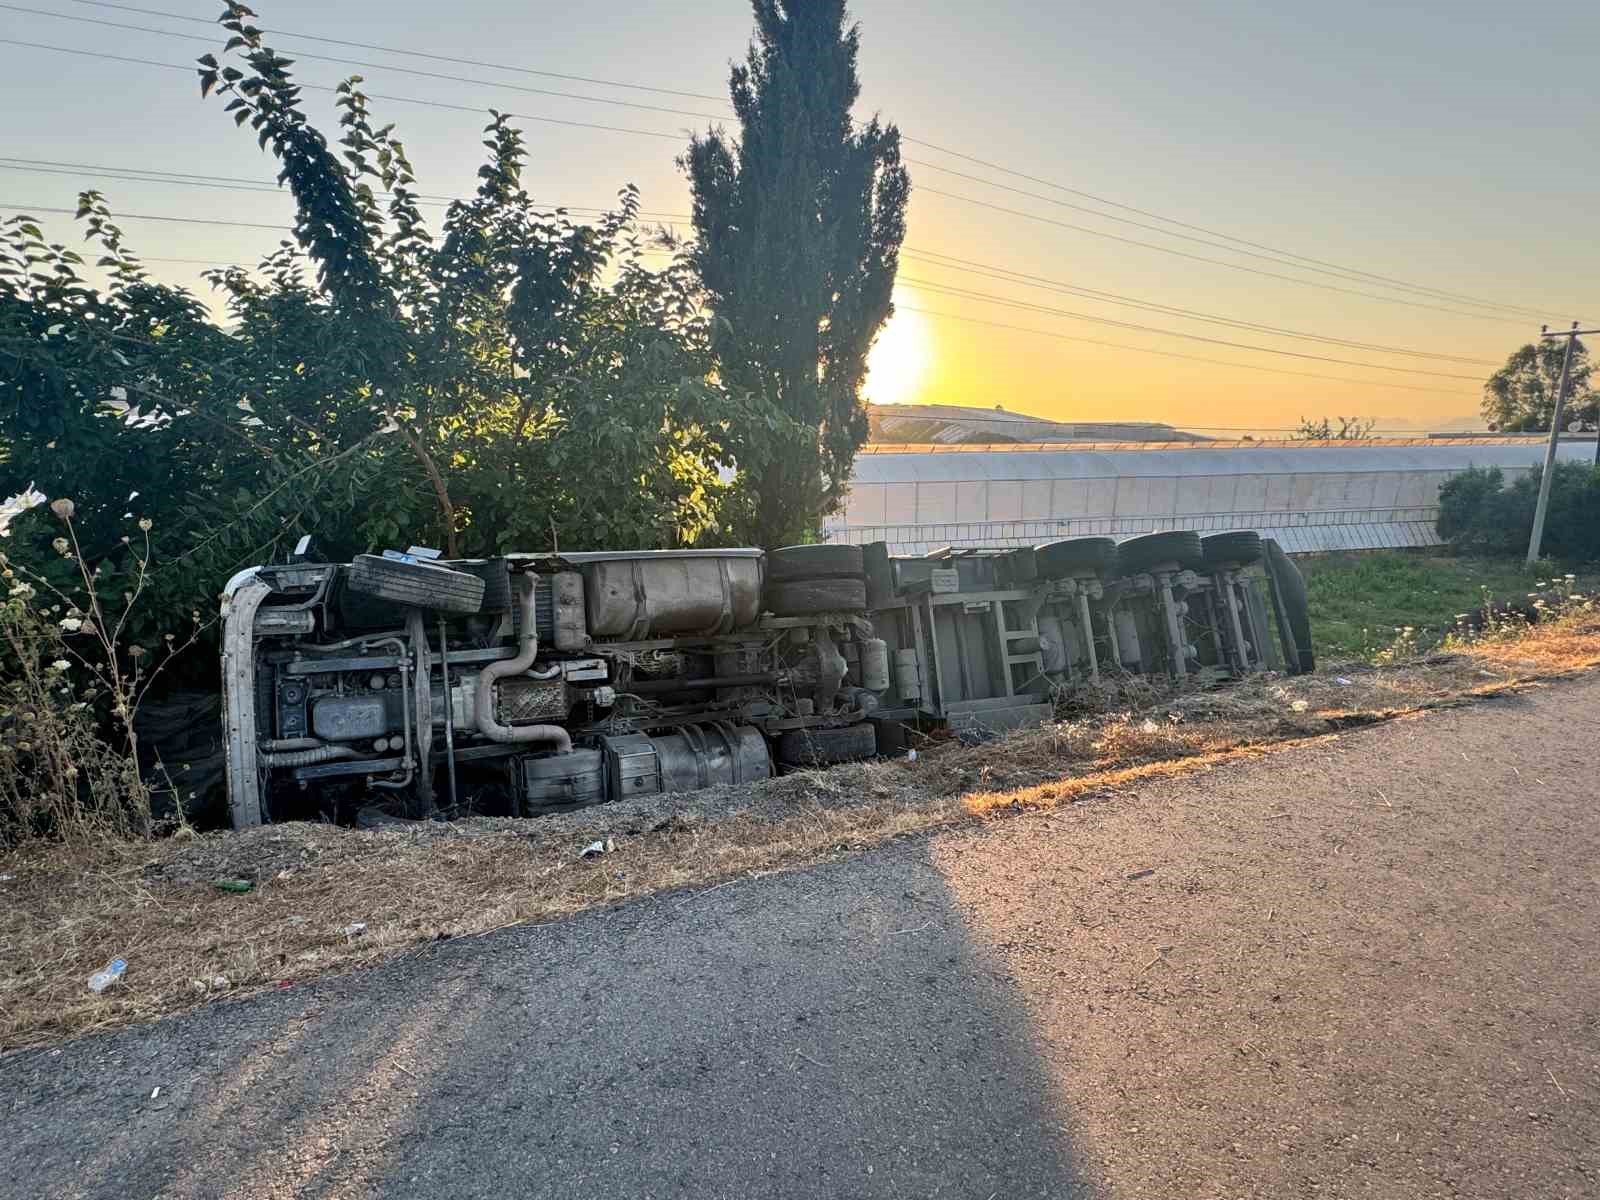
[{"left": 3, "top": 839, "right": 1092, "bottom": 1199}]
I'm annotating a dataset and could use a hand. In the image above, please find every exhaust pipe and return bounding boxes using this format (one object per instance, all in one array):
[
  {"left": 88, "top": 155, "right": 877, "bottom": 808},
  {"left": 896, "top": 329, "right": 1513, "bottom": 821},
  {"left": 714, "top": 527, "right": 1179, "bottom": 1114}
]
[{"left": 474, "top": 573, "right": 573, "bottom": 754}]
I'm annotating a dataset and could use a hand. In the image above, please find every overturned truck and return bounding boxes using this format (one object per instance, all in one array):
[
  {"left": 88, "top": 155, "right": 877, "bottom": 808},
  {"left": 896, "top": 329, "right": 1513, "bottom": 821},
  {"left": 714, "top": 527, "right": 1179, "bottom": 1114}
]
[{"left": 220, "top": 532, "right": 1312, "bottom": 828}]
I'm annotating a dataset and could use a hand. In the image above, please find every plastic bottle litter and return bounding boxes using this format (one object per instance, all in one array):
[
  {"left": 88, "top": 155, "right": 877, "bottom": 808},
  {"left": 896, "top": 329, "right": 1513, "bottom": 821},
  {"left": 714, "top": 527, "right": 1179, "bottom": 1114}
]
[{"left": 87, "top": 959, "right": 127, "bottom": 994}]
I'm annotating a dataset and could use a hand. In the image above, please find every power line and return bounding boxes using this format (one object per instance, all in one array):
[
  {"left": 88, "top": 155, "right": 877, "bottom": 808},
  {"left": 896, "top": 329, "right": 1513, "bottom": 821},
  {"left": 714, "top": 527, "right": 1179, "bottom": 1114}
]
[
  {"left": 1, "top": 176, "right": 1505, "bottom": 377},
  {"left": 0, "top": 165, "right": 1501, "bottom": 372},
  {"left": 36, "top": 2, "right": 1555, "bottom": 329},
  {"left": 0, "top": 154, "right": 1503, "bottom": 363},
  {"left": 0, "top": 38, "right": 688, "bottom": 140},
  {"left": 898, "top": 276, "right": 1485, "bottom": 380},
  {"left": 4, "top": 204, "right": 680, "bottom": 257},
  {"left": 0, "top": 5, "right": 725, "bottom": 121},
  {"left": 903, "top": 142, "right": 1568, "bottom": 319},
  {"left": 916, "top": 184, "right": 1529, "bottom": 325},
  {"left": 0, "top": 203, "right": 1483, "bottom": 394},
  {"left": 898, "top": 305, "right": 1479, "bottom": 398},
  {"left": 0, "top": 157, "right": 1497, "bottom": 366},
  {"left": 40, "top": 0, "right": 1572, "bottom": 338},
  {"left": 60, "top": 0, "right": 730, "bottom": 102},
  {"left": 1, "top": 31, "right": 1573, "bottom": 330},
  {"left": 904, "top": 155, "right": 1549, "bottom": 319},
  {"left": 14, "top": 3, "right": 1575, "bottom": 325},
  {"left": 0, "top": 157, "right": 694, "bottom": 220},
  {"left": 3, "top": 203, "right": 290, "bottom": 231},
  {"left": 902, "top": 248, "right": 1498, "bottom": 365}
]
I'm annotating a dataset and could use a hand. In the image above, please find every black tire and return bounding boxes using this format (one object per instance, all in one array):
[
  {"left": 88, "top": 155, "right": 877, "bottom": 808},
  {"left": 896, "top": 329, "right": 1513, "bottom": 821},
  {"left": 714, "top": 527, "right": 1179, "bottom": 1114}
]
[
  {"left": 863, "top": 541, "right": 896, "bottom": 609},
  {"left": 1035, "top": 536, "right": 1117, "bottom": 579},
  {"left": 447, "top": 558, "right": 512, "bottom": 612},
  {"left": 766, "top": 544, "right": 865, "bottom": 582},
  {"left": 766, "top": 576, "right": 868, "bottom": 616},
  {"left": 777, "top": 722, "right": 878, "bottom": 768},
  {"left": 1201, "top": 531, "right": 1264, "bottom": 569},
  {"left": 1113, "top": 531, "right": 1205, "bottom": 576},
  {"left": 136, "top": 689, "right": 227, "bottom": 827},
  {"left": 1263, "top": 538, "right": 1315, "bottom": 675},
  {"left": 346, "top": 554, "right": 486, "bottom": 615}
]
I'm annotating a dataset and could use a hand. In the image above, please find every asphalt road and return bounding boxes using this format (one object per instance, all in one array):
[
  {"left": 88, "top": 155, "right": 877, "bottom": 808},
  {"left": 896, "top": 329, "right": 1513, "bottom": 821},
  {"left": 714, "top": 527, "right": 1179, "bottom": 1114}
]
[{"left": 5, "top": 678, "right": 1599, "bottom": 1199}]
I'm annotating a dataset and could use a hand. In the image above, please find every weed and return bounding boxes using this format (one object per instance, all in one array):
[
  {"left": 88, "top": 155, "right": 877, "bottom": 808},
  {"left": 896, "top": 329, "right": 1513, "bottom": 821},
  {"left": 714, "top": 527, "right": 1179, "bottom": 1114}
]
[
  {"left": 1300, "top": 552, "right": 1589, "bottom": 660},
  {"left": 0, "top": 494, "right": 206, "bottom": 845}
]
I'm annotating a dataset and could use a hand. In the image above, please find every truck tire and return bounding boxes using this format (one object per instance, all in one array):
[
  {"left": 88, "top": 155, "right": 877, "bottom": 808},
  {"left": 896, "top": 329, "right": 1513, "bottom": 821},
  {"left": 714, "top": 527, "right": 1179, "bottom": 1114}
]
[
  {"left": 1263, "top": 538, "right": 1315, "bottom": 674},
  {"left": 766, "top": 577, "right": 868, "bottom": 616},
  {"left": 1113, "top": 531, "right": 1205, "bottom": 576},
  {"left": 346, "top": 554, "right": 486, "bottom": 615},
  {"left": 1035, "top": 536, "right": 1117, "bottom": 578},
  {"left": 766, "top": 543, "right": 865, "bottom": 582},
  {"left": 863, "top": 541, "right": 896, "bottom": 609},
  {"left": 1201, "top": 531, "right": 1264, "bottom": 569},
  {"left": 777, "top": 722, "right": 878, "bottom": 768},
  {"left": 448, "top": 558, "right": 512, "bottom": 612}
]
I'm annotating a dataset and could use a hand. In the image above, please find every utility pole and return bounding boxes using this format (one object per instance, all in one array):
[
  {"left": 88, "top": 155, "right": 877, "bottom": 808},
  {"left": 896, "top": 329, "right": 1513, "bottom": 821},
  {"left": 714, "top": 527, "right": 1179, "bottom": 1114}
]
[{"left": 1526, "top": 322, "right": 1599, "bottom": 566}]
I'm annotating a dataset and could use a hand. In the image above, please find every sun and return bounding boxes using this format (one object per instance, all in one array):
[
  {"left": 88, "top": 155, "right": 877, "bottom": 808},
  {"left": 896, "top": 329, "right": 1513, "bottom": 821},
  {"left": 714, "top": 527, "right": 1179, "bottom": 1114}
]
[{"left": 863, "top": 303, "right": 933, "bottom": 407}]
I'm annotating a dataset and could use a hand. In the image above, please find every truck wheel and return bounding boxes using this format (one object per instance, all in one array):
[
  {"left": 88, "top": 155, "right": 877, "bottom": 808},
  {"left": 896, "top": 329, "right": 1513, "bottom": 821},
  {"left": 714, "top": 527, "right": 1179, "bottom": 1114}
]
[
  {"left": 1201, "top": 531, "right": 1264, "bottom": 568},
  {"left": 346, "top": 554, "right": 486, "bottom": 615},
  {"left": 1035, "top": 536, "right": 1117, "bottom": 578},
  {"left": 766, "top": 577, "right": 868, "bottom": 616},
  {"left": 777, "top": 722, "right": 878, "bottom": 767},
  {"left": 1263, "top": 538, "right": 1315, "bottom": 674},
  {"left": 1113, "top": 531, "right": 1205, "bottom": 576},
  {"left": 863, "top": 541, "right": 896, "bottom": 609},
  {"left": 766, "top": 544, "right": 866, "bottom": 582},
  {"left": 447, "top": 558, "right": 512, "bottom": 612}
]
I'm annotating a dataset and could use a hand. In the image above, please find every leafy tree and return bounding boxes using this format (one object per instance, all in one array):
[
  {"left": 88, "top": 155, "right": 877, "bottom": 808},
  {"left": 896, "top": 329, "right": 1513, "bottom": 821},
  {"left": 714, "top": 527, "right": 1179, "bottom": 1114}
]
[
  {"left": 1482, "top": 338, "right": 1597, "bottom": 432},
  {"left": 1437, "top": 462, "right": 1600, "bottom": 560},
  {"left": 2, "top": 2, "right": 774, "bottom": 647},
  {"left": 199, "top": 8, "right": 763, "bottom": 556},
  {"left": 684, "top": 0, "right": 910, "bottom": 547},
  {"left": 1294, "top": 415, "right": 1376, "bottom": 440},
  {"left": 0, "top": 197, "right": 343, "bottom": 644}
]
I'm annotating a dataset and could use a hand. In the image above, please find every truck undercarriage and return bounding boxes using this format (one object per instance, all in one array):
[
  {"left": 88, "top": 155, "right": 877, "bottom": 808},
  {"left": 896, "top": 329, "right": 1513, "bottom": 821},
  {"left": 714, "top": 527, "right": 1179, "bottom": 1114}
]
[{"left": 220, "top": 533, "right": 1312, "bottom": 829}]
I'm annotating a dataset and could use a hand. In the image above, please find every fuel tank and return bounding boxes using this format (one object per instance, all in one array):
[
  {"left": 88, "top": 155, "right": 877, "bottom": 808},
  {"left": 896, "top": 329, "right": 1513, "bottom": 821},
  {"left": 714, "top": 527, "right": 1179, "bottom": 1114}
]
[{"left": 570, "top": 550, "right": 764, "bottom": 639}]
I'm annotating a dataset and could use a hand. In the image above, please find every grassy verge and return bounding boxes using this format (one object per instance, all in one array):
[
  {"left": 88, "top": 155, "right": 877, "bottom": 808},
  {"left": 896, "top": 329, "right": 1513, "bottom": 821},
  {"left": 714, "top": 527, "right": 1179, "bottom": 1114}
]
[
  {"left": 1300, "top": 552, "right": 1588, "bottom": 660},
  {"left": 6, "top": 606, "right": 1600, "bottom": 1053}
]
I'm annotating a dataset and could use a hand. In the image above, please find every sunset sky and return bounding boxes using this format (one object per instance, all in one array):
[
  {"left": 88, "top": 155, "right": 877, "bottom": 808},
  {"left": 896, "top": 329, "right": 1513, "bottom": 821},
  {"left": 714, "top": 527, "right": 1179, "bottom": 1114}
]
[{"left": 4, "top": 0, "right": 1595, "bottom": 435}]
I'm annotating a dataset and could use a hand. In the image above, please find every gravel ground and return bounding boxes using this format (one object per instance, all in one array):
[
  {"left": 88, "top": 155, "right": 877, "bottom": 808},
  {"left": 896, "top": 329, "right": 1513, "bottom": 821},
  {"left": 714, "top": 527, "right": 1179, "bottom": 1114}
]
[{"left": 3, "top": 676, "right": 1597, "bottom": 1199}]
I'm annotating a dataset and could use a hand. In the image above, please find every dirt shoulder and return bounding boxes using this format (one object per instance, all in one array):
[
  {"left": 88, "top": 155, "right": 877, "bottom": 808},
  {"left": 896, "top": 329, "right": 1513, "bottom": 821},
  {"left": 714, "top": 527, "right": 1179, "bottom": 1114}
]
[{"left": 5, "top": 612, "right": 1600, "bottom": 1052}]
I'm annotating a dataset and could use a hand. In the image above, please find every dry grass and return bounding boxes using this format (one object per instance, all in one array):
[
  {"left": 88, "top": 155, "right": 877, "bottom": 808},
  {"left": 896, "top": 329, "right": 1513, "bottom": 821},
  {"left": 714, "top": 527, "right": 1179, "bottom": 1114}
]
[{"left": 5, "top": 609, "right": 1599, "bottom": 1053}]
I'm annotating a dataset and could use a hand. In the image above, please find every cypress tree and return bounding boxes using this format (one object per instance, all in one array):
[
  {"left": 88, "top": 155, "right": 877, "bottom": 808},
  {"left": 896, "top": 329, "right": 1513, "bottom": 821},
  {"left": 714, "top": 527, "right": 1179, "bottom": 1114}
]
[{"left": 685, "top": 0, "right": 910, "bottom": 547}]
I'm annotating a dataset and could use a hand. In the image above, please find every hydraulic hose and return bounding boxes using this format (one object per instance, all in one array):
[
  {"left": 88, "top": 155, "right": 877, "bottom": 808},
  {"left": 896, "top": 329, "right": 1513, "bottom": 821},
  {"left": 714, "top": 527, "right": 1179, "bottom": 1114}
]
[
  {"left": 263, "top": 737, "right": 324, "bottom": 752},
  {"left": 261, "top": 745, "right": 367, "bottom": 768},
  {"left": 474, "top": 573, "right": 573, "bottom": 754}
]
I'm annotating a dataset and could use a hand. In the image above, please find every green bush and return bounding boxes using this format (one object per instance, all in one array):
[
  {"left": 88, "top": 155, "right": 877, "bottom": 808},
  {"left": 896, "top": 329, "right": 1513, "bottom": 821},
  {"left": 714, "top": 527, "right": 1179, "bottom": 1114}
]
[{"left": 1436, "top": 462, "right": 1600, "bottom": 560}]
